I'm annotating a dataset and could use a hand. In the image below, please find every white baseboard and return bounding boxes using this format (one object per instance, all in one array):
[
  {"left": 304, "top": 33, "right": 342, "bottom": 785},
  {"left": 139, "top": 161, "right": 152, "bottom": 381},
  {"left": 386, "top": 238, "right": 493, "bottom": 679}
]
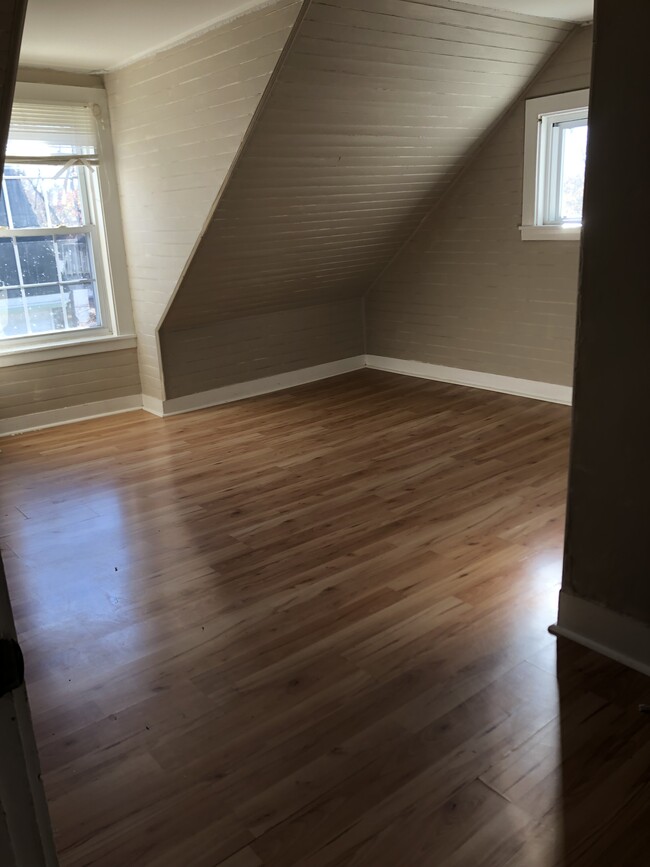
[
  {"left": 0, "top": 394, "right": 142, "bottom": 437},
  {"left": 141, "top": 394, "right": 164, "bottom": 417},
  {"left": 2, "top": 354, "right": 571, "bottom": 434},
  {"left": 158, "top": 356, "right": 366, "bottom": 416},
  {"left": 550, "top": 590, "right": 650, "bottom": 677},
  {"left": 365, "top": 355, "right": 573, "bottom": 405}
]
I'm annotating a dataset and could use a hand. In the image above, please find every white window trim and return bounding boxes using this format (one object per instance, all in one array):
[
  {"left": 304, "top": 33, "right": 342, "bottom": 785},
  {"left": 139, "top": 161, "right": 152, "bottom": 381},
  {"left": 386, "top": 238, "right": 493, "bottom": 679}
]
[
  {"left": 521, "top": 88, "right": 589, "bottom": 241},
  {"left": 1, "top": 81, "right": 135, "bottom": 366},
  {"left": 0, "top": 333, "right": 136, "bottom": 367}
]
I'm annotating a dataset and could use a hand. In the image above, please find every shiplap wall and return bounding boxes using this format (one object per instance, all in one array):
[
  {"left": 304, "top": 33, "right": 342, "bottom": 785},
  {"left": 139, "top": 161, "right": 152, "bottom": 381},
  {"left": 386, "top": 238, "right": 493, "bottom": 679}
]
[
  {"left": 366, "top": 25, "right": 593, "bottom": 387},
  {"left": 105, "top": 0, "right": 301, "bottom": 400},
  {"left": 160, "top": 0, "right": 573, "bottom": 398},
  {"left": 161, "top": 298, "right": 363, "bottom": 397},
  {"left": 0, "top": 350, "right": 141, "bottom": 419}
]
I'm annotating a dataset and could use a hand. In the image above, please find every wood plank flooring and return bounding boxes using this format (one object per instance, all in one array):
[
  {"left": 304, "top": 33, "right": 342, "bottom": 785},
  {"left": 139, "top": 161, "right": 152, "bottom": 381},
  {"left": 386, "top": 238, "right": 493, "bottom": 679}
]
[{"left": 1, "top": 370, "right": 648, "bottom": 866}]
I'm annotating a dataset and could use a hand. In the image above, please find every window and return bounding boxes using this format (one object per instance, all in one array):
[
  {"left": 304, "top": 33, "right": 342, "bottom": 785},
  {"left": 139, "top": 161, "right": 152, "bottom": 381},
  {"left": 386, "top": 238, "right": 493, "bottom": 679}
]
[
  {"left": 521, "top": 89, "right": 589, "bottom": 241},
  {"left": 0, "top": 83, "right": 134, "bottom": 360}
]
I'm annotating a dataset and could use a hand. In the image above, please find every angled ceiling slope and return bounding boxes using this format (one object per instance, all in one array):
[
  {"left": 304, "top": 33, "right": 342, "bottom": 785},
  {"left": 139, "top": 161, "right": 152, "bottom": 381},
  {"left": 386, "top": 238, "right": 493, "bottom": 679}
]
[
  {"left": 162, "top": 0, "right": 574, "bottom": 340},
  {"left": 19, "top": 0, "right": 280, "bottom": 73},
  {"left": 163, "top": 0, "right": 571, "bottom": 346}
]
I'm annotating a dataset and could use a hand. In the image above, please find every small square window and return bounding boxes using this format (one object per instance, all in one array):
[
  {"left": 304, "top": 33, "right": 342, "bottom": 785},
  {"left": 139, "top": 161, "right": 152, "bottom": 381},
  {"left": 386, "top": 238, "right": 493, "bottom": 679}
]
[{"left": 521, "top": 89, "right": 589, "bottom": 241}]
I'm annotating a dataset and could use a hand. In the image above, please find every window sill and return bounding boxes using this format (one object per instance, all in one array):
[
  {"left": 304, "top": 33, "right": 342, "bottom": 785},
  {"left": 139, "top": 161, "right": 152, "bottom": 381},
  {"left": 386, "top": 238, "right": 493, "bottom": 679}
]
[
  {"left": 0, "top": 334, "right": 137, "bottom": 367},
  {"left": 520, "top": 225, "right": 582, "bottom": 241}
]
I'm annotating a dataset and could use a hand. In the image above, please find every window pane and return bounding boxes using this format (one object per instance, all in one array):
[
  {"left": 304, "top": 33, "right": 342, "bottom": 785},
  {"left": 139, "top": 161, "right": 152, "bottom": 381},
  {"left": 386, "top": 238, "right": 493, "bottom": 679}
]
[
  {"left": 0, "top": 238, "right": 19, "bottom": 286},
  {"left": 5, "top": 172, "right": 47, "bottom": 228},
  {"left": 65, "top": 282, "right": 100, "bottom": 329},
  {"left": 47, "top": 167, "right": 85, "bottom": 227},
  {"left": 2, "top": 164, "right": 86, "bottom": 229},
  {"left": 0, "top": 187, "right": 8, "bottom": 228},
  {"left": 55, "top": 234, "right": 93, "bottom": 282},
  {"left": 17, "top": 236, "right": 58, "bottom": 284},
  {"left": 0, "top": 279, "right": 101, "bottom": 339},
  {"left": 0, "top": 286, "right": 28, "bottom": 337},
  {"left": 0, "top": 232, "right": 102, "bottom": 339},
  {"left": 25, "top": 283, "right": 65, "bottom": 334},
  {"left": 559, "top": 122, "right": 587, "bottom": 222}
]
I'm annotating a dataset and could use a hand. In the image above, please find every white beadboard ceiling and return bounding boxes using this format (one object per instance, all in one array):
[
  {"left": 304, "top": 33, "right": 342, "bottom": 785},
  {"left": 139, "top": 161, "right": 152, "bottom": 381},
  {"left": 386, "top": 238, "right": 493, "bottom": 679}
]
[
  {"left": 462, "top": 1, "right": 591, "bottom": 22},
  {"left": 19, "top": 0, "right": 593, "bottom": 73},
  {"left": 18, "top": 0, "right": 280, "bottom": 72}
]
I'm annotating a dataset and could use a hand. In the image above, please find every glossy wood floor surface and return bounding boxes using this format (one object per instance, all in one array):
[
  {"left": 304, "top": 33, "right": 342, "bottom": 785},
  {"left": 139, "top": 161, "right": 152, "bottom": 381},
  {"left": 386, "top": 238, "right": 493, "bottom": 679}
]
[{"left": 1, "top": 371, "right": 649, "bottom": 866}]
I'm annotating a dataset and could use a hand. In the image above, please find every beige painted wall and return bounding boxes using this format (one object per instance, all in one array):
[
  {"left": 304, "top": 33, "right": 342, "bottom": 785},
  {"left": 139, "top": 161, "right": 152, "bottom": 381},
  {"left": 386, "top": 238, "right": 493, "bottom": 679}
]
[
  {"left": 0, "top": 349, "right": 141, "bottom": 420},
  {"left": 160, "top": 0, "right": 572, "bottom": 399},
  {"left": 161, "top": 299, "right": 363, "bottom": 398},
  {"left": 105, "top": 0, "right": 302, "bottom": 400},
  {"left": 366, "top": 25, "right": 593, "bottom": 387}
]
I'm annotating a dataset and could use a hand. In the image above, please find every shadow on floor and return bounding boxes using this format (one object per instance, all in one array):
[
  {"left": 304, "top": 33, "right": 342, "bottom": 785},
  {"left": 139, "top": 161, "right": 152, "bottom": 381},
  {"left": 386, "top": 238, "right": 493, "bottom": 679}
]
[{"left": 557, "top": 637, "right": 650, "bottom": 866}]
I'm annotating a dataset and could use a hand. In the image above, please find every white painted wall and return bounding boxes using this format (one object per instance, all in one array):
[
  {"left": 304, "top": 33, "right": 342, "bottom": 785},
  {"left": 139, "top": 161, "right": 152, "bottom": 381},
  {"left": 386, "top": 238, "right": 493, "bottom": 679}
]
[{"left": 105, "top": 0, "right": 301, "bottom": 399}]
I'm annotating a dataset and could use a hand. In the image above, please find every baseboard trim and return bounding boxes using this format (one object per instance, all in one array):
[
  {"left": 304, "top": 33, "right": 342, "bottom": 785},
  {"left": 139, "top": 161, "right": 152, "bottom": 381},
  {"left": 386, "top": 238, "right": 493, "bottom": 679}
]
[
  {"left": 365, "top": 355, "right": 573, "bottom": 405},
  {"left": 2, "top": 355, "right": 572, "bottom": 434},
  {"left": 0, "top": 394, "right": 143, "bottom": 436},
  {"left": 141, "top": 394, "right": 164, "bottom": 417},
  {"left": 159, "top": 356, "right": 366, "bottom": 416},
  {"left": 550, "top": 590, "right": 650, "bottom": 677}
]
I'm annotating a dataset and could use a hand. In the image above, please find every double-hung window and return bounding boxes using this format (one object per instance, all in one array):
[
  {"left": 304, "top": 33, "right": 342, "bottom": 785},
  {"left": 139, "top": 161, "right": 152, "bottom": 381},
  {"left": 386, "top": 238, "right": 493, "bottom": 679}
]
[
  {"left": 0, "top": 83, "right": 133, "bottom": 359},
  {"left": 521, "top": 89, "right": 589, "bottom": 241}
]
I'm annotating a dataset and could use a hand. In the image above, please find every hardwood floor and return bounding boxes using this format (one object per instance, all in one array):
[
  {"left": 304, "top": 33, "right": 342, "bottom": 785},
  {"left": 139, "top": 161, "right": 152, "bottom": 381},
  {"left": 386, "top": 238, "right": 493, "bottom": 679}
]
[{"left": 1, "top": 370, "right": 648, "bottom": 866}]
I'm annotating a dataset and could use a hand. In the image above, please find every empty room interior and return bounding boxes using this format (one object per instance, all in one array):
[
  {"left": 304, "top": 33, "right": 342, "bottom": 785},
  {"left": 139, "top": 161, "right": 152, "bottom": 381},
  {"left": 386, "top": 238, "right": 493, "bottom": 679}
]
[{"left": 1, "top": 0, "right": 649, "bottom": 865}]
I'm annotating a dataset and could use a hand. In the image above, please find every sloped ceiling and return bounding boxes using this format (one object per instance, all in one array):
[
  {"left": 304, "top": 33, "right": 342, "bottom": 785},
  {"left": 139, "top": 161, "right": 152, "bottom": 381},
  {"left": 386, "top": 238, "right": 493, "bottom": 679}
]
[
  {"left": 455, "top": 0, "right": 591, "bottom": 21},
  {"left": 18, "top": 0, "right": 592, "bottom": 74},
  {"left": 162, "top": 0, "right": 573, "bottom": 335},
  {"left": 19, "top": 0, "right": 285, "bottom": 72}
]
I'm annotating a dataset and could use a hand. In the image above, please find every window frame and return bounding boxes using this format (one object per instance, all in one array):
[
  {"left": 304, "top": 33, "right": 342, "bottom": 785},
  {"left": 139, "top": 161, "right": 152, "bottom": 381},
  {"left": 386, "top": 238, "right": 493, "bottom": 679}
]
[
  {"left": 1, "top": 164, "right": 109, "bottom": 341},
  {"left": 521, "top": 88, "right": 590, "bottom": 242},
  {"left": 0, "top": 82, "right": 135, "bottom": 365}
]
